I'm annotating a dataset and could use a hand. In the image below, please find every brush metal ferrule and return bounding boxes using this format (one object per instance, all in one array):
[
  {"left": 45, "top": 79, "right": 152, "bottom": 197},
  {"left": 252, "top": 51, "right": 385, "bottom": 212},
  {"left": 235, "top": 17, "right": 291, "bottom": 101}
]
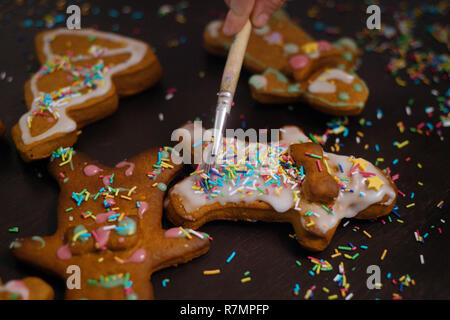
[{"left": 203, "top": 91, "right": 233, "bottom": 172}]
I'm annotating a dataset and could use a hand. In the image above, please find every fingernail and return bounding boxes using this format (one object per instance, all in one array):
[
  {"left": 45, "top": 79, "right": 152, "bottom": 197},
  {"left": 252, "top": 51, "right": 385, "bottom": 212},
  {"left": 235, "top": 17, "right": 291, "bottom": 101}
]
[{"left": 254, "top": 13, "right": 269, "bottom": 27}]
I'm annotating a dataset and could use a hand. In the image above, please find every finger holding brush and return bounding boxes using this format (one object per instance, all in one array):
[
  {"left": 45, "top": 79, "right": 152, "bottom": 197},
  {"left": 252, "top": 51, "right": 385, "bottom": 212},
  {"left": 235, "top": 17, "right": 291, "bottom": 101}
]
[{"left": 222, "top": 0, "right": 286, "bottom": 36}]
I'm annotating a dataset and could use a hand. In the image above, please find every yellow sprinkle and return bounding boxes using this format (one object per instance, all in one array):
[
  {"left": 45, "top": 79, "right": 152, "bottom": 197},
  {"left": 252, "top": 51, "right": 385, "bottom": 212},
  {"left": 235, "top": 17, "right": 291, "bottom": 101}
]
[
  {"left": 437, "top": 200, "right": 444, "bottom": 207},
  {"left": 331, "top": 252, "right": 342, "bottom": 258},
  {"left": 203, "top": 269, "right": 221, "bottom": 275},
  {"left": 381, "top": 249, "right": 387, "bottom": 260},
  {"left": 84, "top": 192, "right": 90, "bottom": 201},
  {"left": 417, "top": 163, "right": 422, "bottom": 168},
  {"left": 128, "top": 186, "right": 137, "bottom": 196},
  {"left": 118, "top": 213, "right": 125, "bottom": 222},
  {"left": 344, "top": 254, "right": 353, "bottom": 259},
  {"left": 120, "top": 195, "right": 132, "bottom": 201},
  {"left": 115, "top": 189, "right": 119, "bottom": 196},
  {"left": 323, "top": 159, "right": 331, "bottom": 174},
  {"left": 114, "top": 256, "right": 124, "bottom": 264},
  {"left": 306, "top": 221, "right": 315, "bottom": 228},
  {"left": 98, "top": 257, "right": 104, "bottom": 263},
  {"left": 328, "top": 294, "right": 338, "bottom": 300},
  {"left": 418, "top": 181, "right": 423, "bottom": 186},
  {"left": 395, "top": 77, "right": 406, "bottom": 86},
  {"left": 363, "top": 230, "right": 372, "bottom": 238},
  {"left": 241, "top": 277, "right": 251, "bottom": 283},
  {"left": 179, "top": 226, "right": 192, "bottom": 239},
  {"left": 396, "top": 140, "right": 409, "bottom": 149},
  {"left": 406, "top": 203, "right": 415, "bottom": 208},
  {"left": 322, "top": 287, "right": 330, "bottom": 293},
  {"left": 397, "top": 219, "right": 404, "bottom": 223},
  {"left": 304, "top": 289, "right": 312, "bottom": 300},
  {"left": 152, "top": 183, "right": 158, "bottom": 187},
  {"left": 111, "top": 207, "right": 120, "bottom": 211},
  {"left": 59, "top": 150, "right": 73, "bottom": 166},
  {"left": 72, "top": 230, "right": 86, "bottom": 242}
]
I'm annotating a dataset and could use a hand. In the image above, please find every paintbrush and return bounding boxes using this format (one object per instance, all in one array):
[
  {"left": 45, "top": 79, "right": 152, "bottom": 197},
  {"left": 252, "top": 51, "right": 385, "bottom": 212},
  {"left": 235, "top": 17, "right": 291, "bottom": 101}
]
[{"left": 201, "top": 20, "right": 252, "bottom": 176}]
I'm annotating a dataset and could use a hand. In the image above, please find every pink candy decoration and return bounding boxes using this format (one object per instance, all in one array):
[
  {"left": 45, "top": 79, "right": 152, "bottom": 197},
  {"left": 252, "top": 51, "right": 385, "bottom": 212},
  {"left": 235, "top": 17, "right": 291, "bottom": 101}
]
[
  {"left": 56, "top": 244, "right": 72, "bottom": 260},
  {"left": 317, "top": 40, "right": 333, "bottom": 51},
  {"left": 289, "top": 55, "right": 309, "bottom": 70},
  {"left": 164, "top": 227, "right": 182, "bottom": 239},
  {"left": 83, "top": 164, "right": 103, "bottom": 177}
]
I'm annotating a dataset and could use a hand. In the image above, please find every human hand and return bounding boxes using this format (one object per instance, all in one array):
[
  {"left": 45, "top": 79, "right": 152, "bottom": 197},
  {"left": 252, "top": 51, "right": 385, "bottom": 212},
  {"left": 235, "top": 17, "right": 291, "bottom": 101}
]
[{"left": 222, "top": 0, "right": 286, "bottom": 36}]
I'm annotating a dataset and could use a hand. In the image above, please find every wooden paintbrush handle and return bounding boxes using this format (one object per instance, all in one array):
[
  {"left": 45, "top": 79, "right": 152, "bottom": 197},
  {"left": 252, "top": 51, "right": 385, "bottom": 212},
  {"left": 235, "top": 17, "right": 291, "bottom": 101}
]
[{"left": 220, "top": 20, "right": 252, "bottom": 96}]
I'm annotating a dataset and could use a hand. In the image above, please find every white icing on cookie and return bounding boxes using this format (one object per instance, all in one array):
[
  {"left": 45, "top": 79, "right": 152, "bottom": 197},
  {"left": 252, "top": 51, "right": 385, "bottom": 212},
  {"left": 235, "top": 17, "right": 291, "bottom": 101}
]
[
  {"left": 18, "top": 28, "right": 148, "bottom": 146},
  {"left": 308, "top": 69, "right": 355, "bottom": 94},
  {"left": 0, "top": 280, "right": 30, "bottom": 300},
  {"left": 207, "top": 20, "right": 223, "bottom": 38},
  {"left": 171, "top": 126, "right": 396, "bottom": 235}
]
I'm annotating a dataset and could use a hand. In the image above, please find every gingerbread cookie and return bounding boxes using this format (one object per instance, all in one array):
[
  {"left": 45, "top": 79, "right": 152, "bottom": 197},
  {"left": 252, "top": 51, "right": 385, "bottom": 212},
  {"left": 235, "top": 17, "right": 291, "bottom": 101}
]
[
  {"left": 166, "top": 125, "right": 397, "bottom": 251},
  {"left": 12, "top": 28, "right": 162, "bottom": 162},
  {"left": 0, "top": 120, "right": 4, "bottom": 136},
  {"left": 0, "top": 277, "right": 54, "bottom": 300},
  {"left": 10, "top": 146, "right": 210, "bottom": 299},
  {"left": 204, "top": 10, "right": 368, "bottom": 116}
]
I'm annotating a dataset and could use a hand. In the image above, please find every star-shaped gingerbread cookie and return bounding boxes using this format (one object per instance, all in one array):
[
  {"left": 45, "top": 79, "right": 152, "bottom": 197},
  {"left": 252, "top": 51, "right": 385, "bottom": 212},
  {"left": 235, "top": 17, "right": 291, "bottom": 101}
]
[
  {"left": 166, "top": 125, "right": 397, "bottom": 251},
  {"left": 10, "top": 147, "right": 210, "bottom": 299},
  {"left": 12, "top": 28, "right": 162, "bottom": 162},
  {"left": 204, "top": 10, "right": 368, "bottom": 115}
]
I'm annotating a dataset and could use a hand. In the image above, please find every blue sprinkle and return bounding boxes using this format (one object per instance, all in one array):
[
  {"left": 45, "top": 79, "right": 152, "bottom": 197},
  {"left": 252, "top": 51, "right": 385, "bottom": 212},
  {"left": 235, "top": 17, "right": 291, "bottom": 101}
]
[
  {"left": 109, "top": 9, "right": 119, "bottom": 18},
  {"left": 132, "top": 11, "right": 143, "bottom": 20},
  {"left": 226, "top": 251, "right": 236, "bottom": 263}
]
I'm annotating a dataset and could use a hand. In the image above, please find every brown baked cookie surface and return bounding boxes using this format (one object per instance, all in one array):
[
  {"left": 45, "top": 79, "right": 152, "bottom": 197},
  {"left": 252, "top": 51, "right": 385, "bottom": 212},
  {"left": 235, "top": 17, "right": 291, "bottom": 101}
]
[
  {"left": 0, "top": 277, "right": 54, "bottom": 300},
  {"left": 166, "top": 125, "right": 397, "bottom": 252},
  {"left": 0, "top": 120, "right": 4, "bottom": 136},
  {"left": 203, "top": 11, "right": 368, "bottom": 116},
  {"left": 12, "top": 28, "right": 163, "bottom": 162},
  {"left": 10, "top": 147, "right": 210, "bottom": 300}
]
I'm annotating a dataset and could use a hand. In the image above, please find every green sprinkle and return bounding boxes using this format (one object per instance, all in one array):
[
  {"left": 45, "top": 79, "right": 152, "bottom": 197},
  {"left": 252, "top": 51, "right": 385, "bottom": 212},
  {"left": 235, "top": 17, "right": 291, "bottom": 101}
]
[
  {"left": 338, "top": 92, "right": 350, "bottom": 101},
  {"left": 157, "top": 182, "right": 167, "bottom": 191},
  {"left": 338, "top": 246, "right": 352, "bottom": 251},
  {"left": 9, "top": 293, "right": 20, "bottom": 300},
  {"left": 353, "top": 83, "right": 363, "bottom": 92},
  {"left": 352, "top": 253, "right": 360, "bottom": 260},
  {"left": 309, "top": 134, "right": 319, "bottom": 144},
  {"left": 296, "top": 260, "right": 302, "bottom": 267},
  {"left": 256, "top": 187, "right": 266, "bottom": 194},
  {"left": 8, "top": 227, "right": 19, "bottom": 233},
  {"left": 321, "top": 205, "right": 334, "bottom": 215},
  {"left": 65, "top": 207, "right": 73, "bottom": 212},
  {"left": 244, "top": 271, "right": 250, "bottom": 276}
]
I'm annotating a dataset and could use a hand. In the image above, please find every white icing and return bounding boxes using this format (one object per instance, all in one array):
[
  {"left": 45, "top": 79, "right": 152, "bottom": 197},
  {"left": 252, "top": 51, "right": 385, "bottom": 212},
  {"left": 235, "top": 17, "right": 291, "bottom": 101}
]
[
  {"left": 19, "top": 28, "right": 148, "bottom": 145},
  {"left": 207, "top": 20, "right": 223, "bottom": 38},
  {"left": 308, "top": 69, "right": 355, "bottom": 94},
  {"left": 0, "top": 280, "right": 29, "bottom": 300},
  {"left": 171, "top": 126, "right": 396, "bottom": 235}
]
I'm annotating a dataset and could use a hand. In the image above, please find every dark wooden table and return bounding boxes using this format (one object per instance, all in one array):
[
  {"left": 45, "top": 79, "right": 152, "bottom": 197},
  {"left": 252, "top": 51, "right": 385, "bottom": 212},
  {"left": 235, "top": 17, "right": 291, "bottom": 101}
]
[{"left": 0, "top": 0, "right": 448, "bottom": 300}]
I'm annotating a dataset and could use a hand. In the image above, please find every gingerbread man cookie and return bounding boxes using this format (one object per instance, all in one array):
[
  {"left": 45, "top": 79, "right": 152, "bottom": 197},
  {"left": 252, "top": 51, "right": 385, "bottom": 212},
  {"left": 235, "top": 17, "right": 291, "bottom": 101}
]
[
  {"left": 12, "top": 28, "right": 162, "bottom": 162},
  {"left": 0, "top": 277, "right": 54, "bottom": 300},
  {"left": 204, "top": 10, "right": 368, "bottom": 116},
  {"left": 166, "top": 126, "right": 397, "bottom": 251},
  {"left": 10, "top": 146, "right": 210, "bottom": 299}
]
